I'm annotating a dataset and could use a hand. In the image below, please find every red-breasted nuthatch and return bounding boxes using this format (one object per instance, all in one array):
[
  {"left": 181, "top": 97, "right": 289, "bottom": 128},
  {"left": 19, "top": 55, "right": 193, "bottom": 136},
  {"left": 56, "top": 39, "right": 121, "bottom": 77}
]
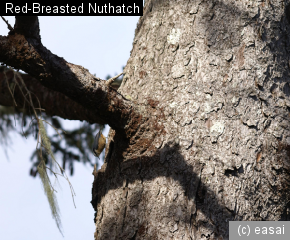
[{"left": 92, "top": 130, "right": 106, "bottom": 158}]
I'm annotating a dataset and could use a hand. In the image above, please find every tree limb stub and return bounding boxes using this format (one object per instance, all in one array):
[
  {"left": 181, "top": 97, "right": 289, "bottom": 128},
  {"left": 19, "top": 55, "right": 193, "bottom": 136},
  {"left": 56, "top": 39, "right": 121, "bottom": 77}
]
[
  {"left": 14, "top": 16, "right": 40, "bottom": 41},
  {"left": 0, "top": 16, "right": 144, "bottom": 137}
]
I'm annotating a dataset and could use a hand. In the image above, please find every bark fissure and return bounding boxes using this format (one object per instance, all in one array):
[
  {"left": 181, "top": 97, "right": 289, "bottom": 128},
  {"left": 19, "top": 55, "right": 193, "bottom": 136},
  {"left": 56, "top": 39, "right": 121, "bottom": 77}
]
[
  {"left": 92, "top": 0, "right": 290, "bottom": 239},
  {"left": 2, "top": 1, "right": 290, "bottom": 239}
]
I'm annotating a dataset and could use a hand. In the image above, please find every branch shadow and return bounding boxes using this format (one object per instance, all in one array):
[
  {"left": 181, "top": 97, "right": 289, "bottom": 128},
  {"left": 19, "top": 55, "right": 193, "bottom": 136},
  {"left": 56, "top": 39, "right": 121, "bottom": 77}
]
[
  {"left": 4, "top": 1, "right": 290, "bottom": 239},
  {"left": 92, "top": 0, "right": 290, "bottom": 239},
  {"left": 90, "top": 136, "right": 220, "bottom": 239}
]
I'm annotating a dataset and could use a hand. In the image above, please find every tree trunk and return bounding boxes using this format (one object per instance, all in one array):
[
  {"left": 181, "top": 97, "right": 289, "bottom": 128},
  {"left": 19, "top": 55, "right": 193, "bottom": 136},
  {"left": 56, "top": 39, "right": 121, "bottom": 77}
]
[{"left": 91, "top": 0, "right": 290, "bottom": 239}]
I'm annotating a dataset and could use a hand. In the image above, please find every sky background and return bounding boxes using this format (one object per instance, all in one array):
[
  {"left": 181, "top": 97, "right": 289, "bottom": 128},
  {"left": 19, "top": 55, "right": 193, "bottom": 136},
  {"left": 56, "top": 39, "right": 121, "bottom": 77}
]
[{"left": 0, "top": 16, "right": 139, "bottom": 239}]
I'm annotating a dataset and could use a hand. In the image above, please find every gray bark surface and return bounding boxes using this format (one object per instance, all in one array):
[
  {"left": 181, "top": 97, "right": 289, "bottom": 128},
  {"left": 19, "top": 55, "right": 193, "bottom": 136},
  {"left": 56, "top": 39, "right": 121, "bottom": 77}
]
[{"left": 91, "top": 0, "right": 290, "bottom": 239}]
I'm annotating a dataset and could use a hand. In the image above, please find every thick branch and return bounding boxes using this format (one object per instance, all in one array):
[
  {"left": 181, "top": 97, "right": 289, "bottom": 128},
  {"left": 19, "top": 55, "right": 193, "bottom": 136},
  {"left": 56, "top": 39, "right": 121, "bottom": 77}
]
[
  {"left": 0, "top": 67, "right": 106, "bottom": 123},
  {"left": 0, "top": 17, "right": 142, "bottom": 135}
]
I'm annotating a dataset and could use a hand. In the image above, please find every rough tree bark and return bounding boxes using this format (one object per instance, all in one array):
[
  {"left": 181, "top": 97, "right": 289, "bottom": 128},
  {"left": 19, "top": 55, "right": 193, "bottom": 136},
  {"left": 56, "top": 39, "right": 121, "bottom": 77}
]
[
  {"left": 1, "top": 1, "right": 290, "bottom": 239},
  {"left": 92, "top": 0, "right": 290, "bottom": 239}
]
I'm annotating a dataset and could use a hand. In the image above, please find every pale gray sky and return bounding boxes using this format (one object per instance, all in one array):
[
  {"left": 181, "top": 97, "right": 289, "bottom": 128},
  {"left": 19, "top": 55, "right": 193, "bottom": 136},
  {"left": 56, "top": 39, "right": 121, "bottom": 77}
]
[{"left": 0, "top": 16, "right": 139, "bottom": 239}]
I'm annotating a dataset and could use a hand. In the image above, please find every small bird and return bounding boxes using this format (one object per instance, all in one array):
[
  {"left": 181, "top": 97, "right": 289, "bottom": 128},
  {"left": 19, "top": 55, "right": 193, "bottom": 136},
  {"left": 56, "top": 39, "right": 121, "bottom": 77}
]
[{"left": 92, "top": 130, "right": 106, "bottom": 158}]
